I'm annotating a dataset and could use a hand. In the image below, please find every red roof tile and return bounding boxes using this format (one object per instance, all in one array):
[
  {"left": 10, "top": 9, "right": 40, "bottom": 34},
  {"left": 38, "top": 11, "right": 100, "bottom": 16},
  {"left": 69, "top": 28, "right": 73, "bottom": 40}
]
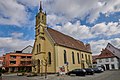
[
  {"left": 47, "top": 28, "right": 91, "bottom": 53},
  {"left": 92, "top": 55, "right": 99, "bottom": 63},
  {"left": 97, "top": 48, "right": 115, "bottom": 59}
]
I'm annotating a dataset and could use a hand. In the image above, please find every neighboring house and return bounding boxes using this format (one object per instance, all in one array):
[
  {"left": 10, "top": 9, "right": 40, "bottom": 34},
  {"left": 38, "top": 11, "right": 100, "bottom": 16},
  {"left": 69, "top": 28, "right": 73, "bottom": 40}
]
[
  {"left": 106, "top": 43, "right": 120, "bottom": 69},
  {"left": 2, "top": 45, "right": 33, "bottom": 72},
  {"left": 3, "top": 52, "right": 32, "bottom": 72},
  {"left": 92, "top": 55, "right": 99, "bottom": 67},
  {"left": 32, "top": 2, "right": 92, "bottom": 74},
  {"left": 22, "top": 45, "right": 33, "bottom": 53},
  {"left": 0, "top": 57, "right": 3, "bottom": 68},
  {"left": 96, "top": 43, "right": 120, "bottom": 70}
]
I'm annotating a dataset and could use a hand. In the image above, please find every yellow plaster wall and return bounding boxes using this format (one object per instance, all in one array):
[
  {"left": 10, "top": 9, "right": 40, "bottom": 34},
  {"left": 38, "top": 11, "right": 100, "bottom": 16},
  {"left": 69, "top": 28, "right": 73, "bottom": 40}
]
[{"left": 55, "top": 45, "right": 92, "bottom": 72}]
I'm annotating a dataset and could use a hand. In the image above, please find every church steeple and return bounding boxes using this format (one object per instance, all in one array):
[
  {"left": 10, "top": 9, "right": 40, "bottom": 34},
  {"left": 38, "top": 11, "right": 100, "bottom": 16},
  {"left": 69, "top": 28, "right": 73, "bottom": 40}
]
[
  {"left": 39, "top": 1, "right": 43, "bottom": 12},
  {"left": 35, "top": 1, "right": 47, "bottom": 38}
]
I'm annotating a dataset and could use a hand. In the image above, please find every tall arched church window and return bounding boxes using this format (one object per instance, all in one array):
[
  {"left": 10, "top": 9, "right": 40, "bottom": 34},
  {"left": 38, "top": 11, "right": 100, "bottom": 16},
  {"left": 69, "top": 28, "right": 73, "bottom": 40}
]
[
  {"left": 37, "top": 45, "right": 38, "bottom": 53},
  {"left": 77, "top": 53, "right": 80, "bottom": 64},
  {"left": 48, "top": 52, "right": 51, "bottom": 64},
  {"left": 64, "top": 50, "right": 67, "bottom": 64},
  {"left": 39, "top": 44, "right": 41, "bottom": 53},
  {"left": 72, "top": 52, "right": 75, "bottom": 64}
]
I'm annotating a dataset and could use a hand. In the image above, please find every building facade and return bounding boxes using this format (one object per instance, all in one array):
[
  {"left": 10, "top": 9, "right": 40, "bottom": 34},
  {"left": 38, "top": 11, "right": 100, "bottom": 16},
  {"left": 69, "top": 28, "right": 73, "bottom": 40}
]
[
  {"left": 32, "top": 3, "right": 92, "bottom": 74},
  {"left": 2, "top": 45, "right": 33, "bottom": 72},
  {"left": 96, "top": 43, "right": 120, "bottom": 70},
  {"left": 92, "top": 55, "right": 98, "bottom": 68},
  {"left": 0, "top": 57, "right": 3, "bottom": 68},
  {"left": 3, "top": 52, "right": 32, "bottom": 72}
]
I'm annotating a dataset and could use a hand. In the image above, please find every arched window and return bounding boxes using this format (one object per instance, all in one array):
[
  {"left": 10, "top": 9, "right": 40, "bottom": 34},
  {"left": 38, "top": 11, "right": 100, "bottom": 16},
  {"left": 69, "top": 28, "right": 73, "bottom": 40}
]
[
  {"left": 39, "top": 44, "right": 41, "bottom": 53},
  {"left": 48, "top": 52, "right": 51, "bottom": 64},
  {"left": 82, "top": 54, "right": 84, "bottom": 58},
  {"left": 37, "top": 45, "right": 38, "bottom": 53},
  {"left": 72, "top": 52, "right": 75, "bottom": 64},
  {"left": 64, "top": 50, "right": 67, "bottom": 64},
  {"left": 77, "top": 53, "right": 80, "bottom": 64},
  {"left": 85, "top": 54, "right": 87, "bottom": 61}
]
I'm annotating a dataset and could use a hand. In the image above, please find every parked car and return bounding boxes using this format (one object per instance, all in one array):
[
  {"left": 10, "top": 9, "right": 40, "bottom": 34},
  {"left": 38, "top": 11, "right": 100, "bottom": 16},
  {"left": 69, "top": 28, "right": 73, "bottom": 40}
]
[
  {"left": 92, "top": 67, "right": 104, "bottom": 73},
  {"left": 67, "top": 69, "right": 86, "bottom": 76},
  {"left": 84, "top": 68, "right": 94, "bottom": 75}
]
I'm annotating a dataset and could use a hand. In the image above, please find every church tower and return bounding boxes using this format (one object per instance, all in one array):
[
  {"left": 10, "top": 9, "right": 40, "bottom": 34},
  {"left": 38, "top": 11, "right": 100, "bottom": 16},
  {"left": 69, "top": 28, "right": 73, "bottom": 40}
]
[
  {"left": 35, "top": 1, "right": 46, "bottom": 39},
  {"left": 33, "top": 2, "right": 47, "bottom": 73}
]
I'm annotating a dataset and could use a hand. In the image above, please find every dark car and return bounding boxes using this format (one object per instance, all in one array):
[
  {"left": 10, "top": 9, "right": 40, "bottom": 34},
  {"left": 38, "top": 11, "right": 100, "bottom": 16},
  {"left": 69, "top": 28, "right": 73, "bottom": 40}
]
[
  {"left": 84, "top": 68, "right": 94, "bottom": 75},
  {"left": 92, "top": 67, "right": 104, "bottom": 73},
  {"left": 67, "top": 69, "right": 86, "bottom": 76},
  {"left": 0, "top": 72, "right": 1, "bottom": 76}
]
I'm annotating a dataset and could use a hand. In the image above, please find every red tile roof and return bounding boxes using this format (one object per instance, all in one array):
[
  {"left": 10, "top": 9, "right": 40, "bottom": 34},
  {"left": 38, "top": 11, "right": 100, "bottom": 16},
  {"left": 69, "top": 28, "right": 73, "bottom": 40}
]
[
  {"left": 97, "top": 48, "right": 115, "bottom": 59},
  {"left": 47, "top": 28, "right": 91, "bottom": 53},
  {"left": 92, "top": 55, "right": 99, "bottom": 62}
]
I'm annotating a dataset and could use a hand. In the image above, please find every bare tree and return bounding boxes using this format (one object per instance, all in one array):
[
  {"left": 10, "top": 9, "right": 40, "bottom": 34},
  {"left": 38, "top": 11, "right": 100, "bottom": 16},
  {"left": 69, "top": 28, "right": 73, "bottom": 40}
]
[{"left": 41, "top": 57, "right": 48, "bottom": 79}]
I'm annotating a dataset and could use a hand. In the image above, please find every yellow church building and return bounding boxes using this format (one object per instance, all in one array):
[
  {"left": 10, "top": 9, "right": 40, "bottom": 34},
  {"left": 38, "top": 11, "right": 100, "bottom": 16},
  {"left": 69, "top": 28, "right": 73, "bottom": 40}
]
[{"left": 32, "top": 2, "right": 92, "bottom": 74}]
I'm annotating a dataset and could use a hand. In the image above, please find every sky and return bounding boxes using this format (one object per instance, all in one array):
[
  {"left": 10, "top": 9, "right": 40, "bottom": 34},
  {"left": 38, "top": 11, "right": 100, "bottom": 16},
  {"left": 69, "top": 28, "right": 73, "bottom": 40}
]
[{"left": 0, "top": 0, "right": 120, "bottom": 56}]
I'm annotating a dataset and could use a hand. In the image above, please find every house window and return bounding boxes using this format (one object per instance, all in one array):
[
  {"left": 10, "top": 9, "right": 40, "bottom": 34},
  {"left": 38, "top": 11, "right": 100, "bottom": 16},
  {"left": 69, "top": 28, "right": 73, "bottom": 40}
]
[
  {"left": 10, "top": 56, "right": 16, "bottom": 59},
  {"left": 21, "top": 56, "right": 26, "bottom": 59},
  {"left": 64, "top": 50, "right": 67, "bottom": 64},
  {"left": 82, "top": 54, "right": 84, "bottom": 58},
  {"left": 27, "top": 56, "right": 31, "bottom": 59},
  {"left": 106, "top": 58, "right": 109, "bottom": 62},
  {"left": 113, "top": 50, "right": 115, "bottom": 53},
  {"left": 77, "top": 53, "right": 80, "bottom": 64},
  {"left": 48, "top": 52, "right": 51, "bottom": 64},
  {"left": 99, "top": 59, "right": 102, "bottom": 63},
  {"left": 42, "top": 15, "right": 44, "bottom": 21},
  {"left": 111, "top": 64, "right": 115, "bottom": 69},
  {"left": 10, "top": 61, "right": 16, "bottom": 64},
  {"left": 111, "top": 58, "right": 114, "bottom": 62},
  {"left": 72, "top": 52, "right": 75, "bottom": 64}
]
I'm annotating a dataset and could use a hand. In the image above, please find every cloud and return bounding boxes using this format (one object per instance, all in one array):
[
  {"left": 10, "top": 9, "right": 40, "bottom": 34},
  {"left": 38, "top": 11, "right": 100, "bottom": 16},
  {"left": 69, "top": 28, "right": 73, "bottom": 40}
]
[
  {"left": 0, "top": 0, "right": 28, "bottom": 26},
  {"left": 0, "top": 37, "right": 34, "bottom": 56},
  {"left": 11, "top": 32, "right": 24, "bottom": 39},
  {"left": 53, "top": 21, "right": 93, "bottom": 40},
  {"left": 53, "top": 20, "right": 120, "bottom": 40},
  {"left": 91, "top": 22, "right": 120, "bottom": 37},
  {"left": 0, "top": 0, "right": 120, "bottom": 26},
  {"left": 45, "top": 0, "right": 120, "bottom": 24},
  {"left": 16, "top": 0, "right": 39, "bottom": 7},
  {"left": 90, "top": 38, "right": 120, "bottom": 55}
]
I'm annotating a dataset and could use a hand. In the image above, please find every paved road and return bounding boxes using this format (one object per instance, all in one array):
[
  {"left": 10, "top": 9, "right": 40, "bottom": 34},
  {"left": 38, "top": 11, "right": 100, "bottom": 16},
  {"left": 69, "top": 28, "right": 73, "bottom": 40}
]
[{"left": 1, "top": 70, "right": 120, "bottom": 80}]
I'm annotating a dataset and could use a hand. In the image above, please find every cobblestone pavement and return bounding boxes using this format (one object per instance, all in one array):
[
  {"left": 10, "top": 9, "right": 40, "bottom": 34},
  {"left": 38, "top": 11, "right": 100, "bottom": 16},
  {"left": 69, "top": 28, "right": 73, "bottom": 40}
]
[{"left": 1, "top": 70, "right": 120, "bottom": 80}]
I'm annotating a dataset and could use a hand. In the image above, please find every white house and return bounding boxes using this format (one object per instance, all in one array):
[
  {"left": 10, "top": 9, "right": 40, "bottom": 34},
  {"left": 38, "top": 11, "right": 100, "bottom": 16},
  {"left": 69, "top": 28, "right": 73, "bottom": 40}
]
[{"left": 96, "top": 43, "right": 120, "bottom": 70}]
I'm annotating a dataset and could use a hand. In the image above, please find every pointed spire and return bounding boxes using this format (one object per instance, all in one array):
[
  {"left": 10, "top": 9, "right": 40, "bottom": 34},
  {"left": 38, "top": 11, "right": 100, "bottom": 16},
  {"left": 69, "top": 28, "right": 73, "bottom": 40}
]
[{"left": 39, "top": 1, "right": 43, "bottom": 12}]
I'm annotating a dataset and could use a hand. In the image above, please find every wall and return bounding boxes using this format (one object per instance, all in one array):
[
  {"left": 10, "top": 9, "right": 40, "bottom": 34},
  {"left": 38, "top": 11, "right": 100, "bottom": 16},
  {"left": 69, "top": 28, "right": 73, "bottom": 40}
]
[
  {"left": 97, "top": 57, "right": 119, "bottom": 70},
  {"left": 22, "top": 46, "right": 33, "bottom": 53},
  {"left": 55, "top": 45, "right": 92, "bottom": 72}
]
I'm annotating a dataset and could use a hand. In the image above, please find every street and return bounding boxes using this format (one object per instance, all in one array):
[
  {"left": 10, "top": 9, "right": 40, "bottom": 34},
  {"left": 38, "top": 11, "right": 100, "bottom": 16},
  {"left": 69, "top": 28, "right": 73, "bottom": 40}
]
[{"left": 1, "top": 70, "right": 120, "bottom": 80}]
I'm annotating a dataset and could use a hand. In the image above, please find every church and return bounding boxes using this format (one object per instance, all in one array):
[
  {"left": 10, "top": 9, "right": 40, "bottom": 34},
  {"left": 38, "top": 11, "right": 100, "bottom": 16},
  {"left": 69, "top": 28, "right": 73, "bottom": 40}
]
[{"left": 32, "top": 2, "right": 92, "bottom": 74}]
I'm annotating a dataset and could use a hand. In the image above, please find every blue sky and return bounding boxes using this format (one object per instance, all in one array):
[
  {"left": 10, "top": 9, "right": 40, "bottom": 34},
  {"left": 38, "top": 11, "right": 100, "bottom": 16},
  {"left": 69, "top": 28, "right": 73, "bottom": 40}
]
[{"left": 0, "top": 0, "right": 120, "bottom": 56}]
